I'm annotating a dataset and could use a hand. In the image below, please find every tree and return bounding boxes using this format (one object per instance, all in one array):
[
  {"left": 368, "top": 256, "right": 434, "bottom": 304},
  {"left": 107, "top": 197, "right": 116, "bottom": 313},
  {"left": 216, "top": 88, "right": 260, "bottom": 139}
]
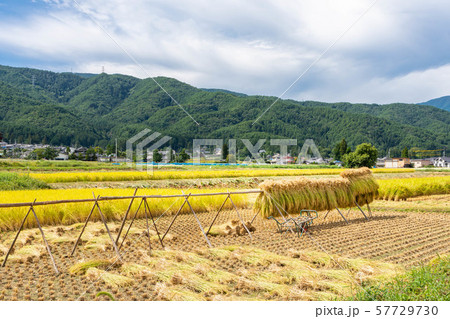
[
  {"left": 94, "top": 146, "right": 104, "bottom": 155},
  {"left": 153, "top": 149, "right": 162, "bottom": 163},
  {"left": 342, "top": 143, "right": 378, "bottom": 168},
  {"left": 222, "top": 143, "right": 229, "bottom": 161},
  {"left": 85, "top": 147, "right": 97, "bottom": 161},
  {"left": 333, "top": 138, "right": 351, "bottom": 161},
  {"left": 106, "top": 144, "right": 115, "bottom": 155},
  {"left": 401, "top": 147, "right": 409, "bottom": 158},
  {"left": 176, "top": 149, "right": 190, "bottom": 163}
]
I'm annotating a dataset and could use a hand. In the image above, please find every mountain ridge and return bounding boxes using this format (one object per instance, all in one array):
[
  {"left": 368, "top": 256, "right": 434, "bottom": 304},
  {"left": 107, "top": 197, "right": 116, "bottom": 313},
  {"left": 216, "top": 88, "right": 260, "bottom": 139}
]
[
  {"left": 0, "top": 64, "right": 448, "bottom": 156},
  {"left": 420, "top": 96, "right": 450, "bottom": 112}
]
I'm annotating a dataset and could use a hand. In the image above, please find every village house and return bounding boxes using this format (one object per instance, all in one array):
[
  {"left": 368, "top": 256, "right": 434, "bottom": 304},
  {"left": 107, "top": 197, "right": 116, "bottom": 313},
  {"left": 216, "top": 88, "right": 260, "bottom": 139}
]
[
  {"left": 432, "top": 157, "right": 450, "bottom": 168},
  {"left": 384, "top": 157, "right": 411, "bottom": 168},
  {"left": 410, "top": 159, "right": 433, "bottom": 168}
]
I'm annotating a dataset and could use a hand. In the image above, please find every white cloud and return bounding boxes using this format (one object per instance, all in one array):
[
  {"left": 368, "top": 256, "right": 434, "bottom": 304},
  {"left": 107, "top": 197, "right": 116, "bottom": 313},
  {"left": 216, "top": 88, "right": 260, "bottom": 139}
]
[{"left": 0, "top": 0, "right": 449, "bottom": 103}]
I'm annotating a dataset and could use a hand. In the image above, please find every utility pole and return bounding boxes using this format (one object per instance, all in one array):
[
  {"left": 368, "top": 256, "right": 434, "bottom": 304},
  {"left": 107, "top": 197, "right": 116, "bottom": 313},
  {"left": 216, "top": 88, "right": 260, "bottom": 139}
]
[{"left": 115, "top": 138, "right": 118, "bottom": 161}]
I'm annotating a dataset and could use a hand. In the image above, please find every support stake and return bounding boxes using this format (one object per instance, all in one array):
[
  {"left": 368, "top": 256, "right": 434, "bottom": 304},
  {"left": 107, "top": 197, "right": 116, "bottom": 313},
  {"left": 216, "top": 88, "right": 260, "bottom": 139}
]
[
  {"left": 335, "top": 207, "right": 349, "bottom": 224},
  {"left": 184, "top": 193, "right": 212, "bottom": 247},
  {"left": 355, "top": 201, "right": 369, "bottom": 221},
  {"left": 30, "top": 204, "right": 59, "bottom": 274},
  {"left": 250, "top": 206, "right": 261, "bottom": 225},
  {"left": 143, "top": 198, "right": 164, "bottom": 248},
  {"left": 119, "top": 198, "right": 144, "bottom": 250},
  {"left": 143, "top": 197, "right": 152, "bottom": 255},
  {"left": 115, "top": 188, "right": 138, "bottom": 245},
  {"left": 206, "top": 194, "right": 229, "bottom": 235},
  {"left": 161, "top": 194, "right": 190, "bottom": 242},
  {"left": 228, "top": 192, "right": 252, "bottom": 240},
  {"left": 366, "top": 202, "right": 372, "bottom": 217},
  {"left": 71, "top": 194, "right": 123, "bottom": 262}
]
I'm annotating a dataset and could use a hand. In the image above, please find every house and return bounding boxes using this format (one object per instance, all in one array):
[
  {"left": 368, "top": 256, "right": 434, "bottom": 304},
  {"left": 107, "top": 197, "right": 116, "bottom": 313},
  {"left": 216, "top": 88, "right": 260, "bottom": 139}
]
[
  {"left": 97, "top": 155, "right": 112, "bottom": 162},
  {"left": 270, "top": 153, "right": 295, "bottom": 164},
  {"left": 432, "top": 157, "right": 450, "bottom": 168},
  {"left": 73, "top": 147, "right": 87, "bottom": 157},
  {"left": 376, "top": 157, "right": 387, "bottom": 168},
  {"left": 385, "top": 158, "right": 411, "bottom": 168},
  {"left": 148, "top": 149, "right": 176, "bottom": 163},
  {"left": 55, "top": 153, "right": 69, "bottom": 161},
  {"left": 410, "top": 159, "right": 433, "bottom": 168}
]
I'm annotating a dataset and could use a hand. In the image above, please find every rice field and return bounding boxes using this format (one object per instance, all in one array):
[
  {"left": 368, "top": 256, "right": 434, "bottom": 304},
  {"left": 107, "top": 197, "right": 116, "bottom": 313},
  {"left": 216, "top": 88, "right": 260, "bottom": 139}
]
[
  {"left": 28, "top": 168, "right": 414, "bottom": 183},
  {"left": 0, "top": 188, "right": 250, "bottom": 231},
  {"left": 377, "top": 176, "right": 450, "bottom": 201},
  {"left": 1, "top": 200, "right": 449, "bottom": 301}
]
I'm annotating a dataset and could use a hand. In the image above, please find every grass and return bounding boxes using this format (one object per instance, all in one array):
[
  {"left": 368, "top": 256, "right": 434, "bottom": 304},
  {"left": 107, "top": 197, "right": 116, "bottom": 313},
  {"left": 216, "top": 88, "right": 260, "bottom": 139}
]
[
  {"left": 0, "top": 188, "right": 249, "bottom": 231},
  {"left": 352, "top": 255, "right": 450, "bottom": 301},
  {"left": 255, "top": 168, "right": 379, "bottom": 217},
  {"left": 27, "top": 168, "right": 413, "bottom": 183},
  {"left": 0, "top": 172, "right": 49, "bottom": 190},
  {"left": 377, "top": 176, "right": 450, "bottom": 200},
  {"left": 0, "top": 159, "right": 128, "bottom": 171}
]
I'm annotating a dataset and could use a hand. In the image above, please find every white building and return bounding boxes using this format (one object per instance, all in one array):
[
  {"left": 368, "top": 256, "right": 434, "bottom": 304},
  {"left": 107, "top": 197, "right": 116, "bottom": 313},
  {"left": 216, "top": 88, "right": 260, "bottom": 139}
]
[{"left": 432, "top": 157, "right": 450, "bottom": 168}]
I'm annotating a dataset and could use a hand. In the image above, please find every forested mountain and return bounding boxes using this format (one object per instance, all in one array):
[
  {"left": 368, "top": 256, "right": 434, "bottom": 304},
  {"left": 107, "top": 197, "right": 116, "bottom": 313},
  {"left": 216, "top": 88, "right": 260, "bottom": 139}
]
[
  {"left": 420, "top": 96, "right": 450, "bottom": 112},
  {"left": 0, "top": 64, "right": 448, "bottom": 156}
]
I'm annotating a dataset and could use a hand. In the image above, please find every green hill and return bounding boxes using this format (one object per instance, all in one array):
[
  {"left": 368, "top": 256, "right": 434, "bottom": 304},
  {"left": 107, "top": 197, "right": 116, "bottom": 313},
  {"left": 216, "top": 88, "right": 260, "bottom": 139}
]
[{"left": 0, "top": 64, "right": 448, "bottom": 156}]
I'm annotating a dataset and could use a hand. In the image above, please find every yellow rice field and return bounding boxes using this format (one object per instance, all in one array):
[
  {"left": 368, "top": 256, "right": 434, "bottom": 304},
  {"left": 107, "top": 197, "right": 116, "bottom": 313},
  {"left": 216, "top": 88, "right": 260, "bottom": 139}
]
[
  {"left": 0, "top": 188, "right": 250, "bottom": 231},
  {"left": 29, "top": 168, "right": 414, "bottom": 183},
  {"left": 377, "top": 176, "right": 450, "bottom": 201}
]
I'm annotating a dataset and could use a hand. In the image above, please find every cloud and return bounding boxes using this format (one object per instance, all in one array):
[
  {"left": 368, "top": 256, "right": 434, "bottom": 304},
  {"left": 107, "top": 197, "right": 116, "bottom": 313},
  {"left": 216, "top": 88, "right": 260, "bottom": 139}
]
[{"left": 0, "top": 0, "right": 449, "bottom": 103}]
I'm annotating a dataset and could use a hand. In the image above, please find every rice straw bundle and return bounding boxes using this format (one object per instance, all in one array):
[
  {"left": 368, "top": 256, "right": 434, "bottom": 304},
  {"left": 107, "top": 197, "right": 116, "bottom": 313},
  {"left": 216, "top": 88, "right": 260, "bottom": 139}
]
[
  {"left": 340, "top": 168, "right": 379, "bottom": 205},
  {"left": 255, "top": 168, "right": 378, "bottom": 217}
]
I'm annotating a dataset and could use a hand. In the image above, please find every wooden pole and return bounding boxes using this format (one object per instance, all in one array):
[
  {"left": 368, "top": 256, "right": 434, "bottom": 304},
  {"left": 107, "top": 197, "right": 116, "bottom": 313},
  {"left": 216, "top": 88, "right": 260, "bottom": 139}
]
[
  {"left": 346, "top": 207, "right": 352, "bottom": 217},
  {"left": 2, "top": 202, "right": 34, "bottom": 267},
  {"left": 250, "top": 206, "right": 261, "bottom": 225},
  {"left": 206, "top": 195, "right": 229, "bottom": 235},
  {"left": 115, "top": 188, "right": 138, "bottom": 245},
  {"left": 94, "top": 197, "right": 123, "bottom": 262},
  {"left": 355, "top": 201, "right": 369, "bottom": 221},
  {"left": 184, "top": 193, "right": 212, "bottom": 248},
  {"left": 143, "top": 197, "right": 152, "bottom": 255},
  {"left": 70, "top": 200, "right": 97, "bottom": 256},
  {"left": 335, "top": 207, "right": 349, "bottom": 224},
  {"left": 30, "top": 205, "right": 59, "bottom": 274},
  {"left": 144, "top": 198, "right": 164, "bottom": 249},
  {"left": 0, "top": 190, "right": 263, "bottom": 209},
  {"left": 229, "top": 192, "right": 252, "bottom": 239},
  {"left": 323, "top": 210, "right": 331, "bottom": 221},
  {"left": 119, "top": 198, "right": 144, "bottom": 251},
  {"left": 161, "top": 195, "right": 190, "bottom": 242},
  {"left": 366, "top": 202, "right": 372, "bottom": 217}
]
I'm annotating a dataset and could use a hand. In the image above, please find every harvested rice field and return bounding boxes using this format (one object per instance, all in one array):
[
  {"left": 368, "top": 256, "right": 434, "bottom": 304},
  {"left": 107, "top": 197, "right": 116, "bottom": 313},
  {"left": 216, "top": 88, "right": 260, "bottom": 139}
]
[{"left": 0, "top": 195, "right": 448, "bottom": 301}]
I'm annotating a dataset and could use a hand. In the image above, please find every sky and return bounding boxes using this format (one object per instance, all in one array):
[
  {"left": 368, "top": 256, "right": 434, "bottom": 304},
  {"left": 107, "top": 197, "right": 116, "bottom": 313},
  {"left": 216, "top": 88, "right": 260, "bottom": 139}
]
[{"left": 0, "top": 0, "right": 449, "bottom": 104}]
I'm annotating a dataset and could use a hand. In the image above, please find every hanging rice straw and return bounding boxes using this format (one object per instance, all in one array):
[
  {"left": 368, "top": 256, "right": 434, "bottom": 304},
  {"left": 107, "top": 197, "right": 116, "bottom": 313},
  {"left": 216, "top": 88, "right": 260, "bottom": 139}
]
[{"left": 255, "top": 168, "right": 378, "bottom": 217}]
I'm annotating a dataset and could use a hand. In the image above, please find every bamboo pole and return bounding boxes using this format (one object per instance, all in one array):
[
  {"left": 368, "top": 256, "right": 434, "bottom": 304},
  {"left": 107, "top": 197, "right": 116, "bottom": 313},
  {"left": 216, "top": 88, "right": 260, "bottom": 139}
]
[
  {"left": 115, "top": 188, "right": 138, "bottom": 245},
  {"left": 30, "top": 205, "right": 59, "bottom": 274},
  {"left": 143, "top": 198, "right": 164, "bottom": 249},
  {"left": 119, "top": 198, "right": 144, "bottom": 251},
  {"left": 2, "top": 201, "right": 35, "bottom": 267},
  {"left": 206, "top": 194, "right": 229, "bottom": 236},
  {"left": 0, "top": 190, "right": 263, "bottom": 210},
  {"left": 229, "top": 192, "right": 252, "bottom": 239}
]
